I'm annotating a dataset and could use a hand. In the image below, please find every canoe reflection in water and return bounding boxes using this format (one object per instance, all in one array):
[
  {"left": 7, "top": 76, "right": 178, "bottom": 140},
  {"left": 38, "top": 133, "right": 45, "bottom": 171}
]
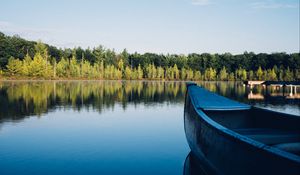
[
  {"left": 183, "top": 152, "right": 214, "bottom": 175},
  {"left": 184, "top": 83, "right": 300, "bottom": 175}
]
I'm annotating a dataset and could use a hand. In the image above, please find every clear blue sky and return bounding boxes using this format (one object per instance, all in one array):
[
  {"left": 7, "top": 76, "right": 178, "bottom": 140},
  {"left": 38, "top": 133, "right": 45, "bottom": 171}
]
[{"left": 0, "top": 0, "right": 299, "bottom": 54}]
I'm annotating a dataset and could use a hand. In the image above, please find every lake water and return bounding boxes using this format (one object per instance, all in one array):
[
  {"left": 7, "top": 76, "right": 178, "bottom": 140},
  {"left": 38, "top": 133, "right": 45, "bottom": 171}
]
[{"left": 0, "top": 81, "right": 299, "bottom": 175}]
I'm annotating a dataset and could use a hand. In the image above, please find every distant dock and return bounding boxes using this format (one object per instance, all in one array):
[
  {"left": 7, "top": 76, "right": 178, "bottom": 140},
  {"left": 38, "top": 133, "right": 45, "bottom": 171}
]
[
  {"left": 244, "top": 81, "right": 300, "bottom": 99},
  {"left": 244, "top": 81, "right": 265, "bottom": 87},
  {"left": 244, "top": 81, "right": 300, "bottom": 87}
]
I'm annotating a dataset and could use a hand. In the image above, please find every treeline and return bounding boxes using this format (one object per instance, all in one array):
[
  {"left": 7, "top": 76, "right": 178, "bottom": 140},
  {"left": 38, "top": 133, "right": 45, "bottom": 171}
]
[{"left": 0, "top": 32, "right": 299, "bottom": 80}]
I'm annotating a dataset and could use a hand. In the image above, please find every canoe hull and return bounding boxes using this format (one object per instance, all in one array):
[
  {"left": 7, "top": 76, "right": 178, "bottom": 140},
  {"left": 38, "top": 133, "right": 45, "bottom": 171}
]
[{"left": 184, "top": 89, "right": 300, "bottom": 175}]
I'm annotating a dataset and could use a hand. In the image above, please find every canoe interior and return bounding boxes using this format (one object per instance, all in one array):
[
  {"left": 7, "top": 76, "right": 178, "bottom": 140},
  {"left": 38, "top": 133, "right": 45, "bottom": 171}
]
[{"left": 204, "top": 108, "right": 300, "bottom": 156}]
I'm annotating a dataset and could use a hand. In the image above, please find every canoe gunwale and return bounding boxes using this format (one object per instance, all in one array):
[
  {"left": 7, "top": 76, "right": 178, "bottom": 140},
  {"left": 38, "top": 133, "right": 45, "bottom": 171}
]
[
  {"left": 186, "top": 85, "right": 300, "bottom": 163},
  {"left": 199, "top": 107, "right": 250, "bottom": 111}
]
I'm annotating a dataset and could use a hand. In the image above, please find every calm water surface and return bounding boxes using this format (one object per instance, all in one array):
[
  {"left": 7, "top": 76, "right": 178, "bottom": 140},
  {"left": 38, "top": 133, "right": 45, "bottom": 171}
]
[{"left": 0, "top": 81, "right": 299, "bottom": 175}]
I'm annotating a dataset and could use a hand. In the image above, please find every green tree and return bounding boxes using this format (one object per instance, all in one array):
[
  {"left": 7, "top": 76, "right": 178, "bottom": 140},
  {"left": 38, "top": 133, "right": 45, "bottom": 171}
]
[
  {"left": 194, "top": 71, "right": 202, "bottom": 80},
  {"left": 204, "top": 68, "right": 216, "bottom": 81},
  {"left": 22, "top": 54, "right": 33, "bottom": 76},
  {"left": 241, "top": 69, "right": 247, "bottom": 81},
  {"left": 29, "top": 53, "right": 47, "bottom": 77},
  {"left": 166, "top": 67, "right": 174, "bottom": 80},
  {"left": 6, "top": 57, "right": 23, "bottom": 76},
  {"left": 256, "top": 66, "right": 263, "bottom": 80},
  {"left": 219, "top": 66, "right": 228, "bottom": 81},
  {"left": 56, "top": 57, "right": 68, "bottom": 77},
  {"left": 284, "top": 67, "right": 293, "bottom": 81},
  {"left": 81, "top": 60, "right": 92, "bottom": 78},
  {"left": 152, "top": 63, "right": 157, "bottom": 79},
  {"left": 262, "top": 70, "right": 268, "bottom": 80},
  {"left": 278, "top": 69, "right": 284, "bottom": 81},
  {"left": 94, "top": 61, "right": 104, "bottom": 79},
  {"left": 295, "top": 69, "right": 300, "bottom": 81},
  {"left": 137, "top": 64, "right": 143, "bottom": 79},
  {"left": 146, "top": 63, "right": 157, "bottom": 79},
  {"left": 173, "top": 64, "right": 180, "bottom": 79},
  {"left": 181, "top": 68, "right": 187, "bottom": 80},
  {"left": 124, "top": 66, "right": 132, "bottom": 80},
  {"left": 157, "top": 66, "right": 164, "bottom": 79},
  {"left": 69, "top": 56, "right": 80, "bottom": 77},
  {"left": 267, "top": 68, "right": 277, "bottom": 81},
  {"left": 35, "top": 41, "right": 53, "bottom": 77},
  {"left": 118, "top": 58, "right": 124, "bottom": 77},
  {"left": 34, "top": 41, "right": 48, "bottom": 58},
  {"left": 248, "top": 70, "right": 254, "bottom": 80},
  {"left": 53, "top": 59, "right": 56, "bottom": 78},
  {"left": 114, "top": 68, "right": 122, "bottom": 79},
  {"left": 228, "top": 72, "right": 235, "bottom": 81},
  {"left": 187, "top": 69, "right": 194, "bottom": 80}
]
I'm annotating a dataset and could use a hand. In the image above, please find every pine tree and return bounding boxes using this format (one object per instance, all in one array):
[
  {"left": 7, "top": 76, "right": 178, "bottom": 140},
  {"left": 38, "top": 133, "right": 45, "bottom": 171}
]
[
  {"left": 248, "top": 70, "right": 254, "bottom": 80},
  {"left": 181, "top": 68, "right": 187, "bottom": 80},
  {"left": 284, "top": 67, "right": 293, "bottom": 81},
  {"left": 157, "top": 66, "right": 164, "bottom": 79},
  {"left": 228, "top": 72, "right": 235, "bottom": 81},
  {"left": 94, "top": 61, "right": 105, "bottom": 79},
  {"left": 256, "top": 66, "right": 263, "bottom": 80},
  {"left": 146, "top": 64, "right": 152, "bottom": 79},
  {"left": 187, "top": 69, "right": 194, "bottom": 80},
  {"left": 114, "top": 68, "right": 122, "bottom": 79},
  {"left": 166, "top": 67, "right": 174, "bottom": 80},
  {"left": 173, "top": 64, "right": 180, "bottom": 80},
  {"left": 69, "top": 56, "right": 80, "bottom": 77},
  {"left": 204, "top": 68, "right": 216, "bottom": 81},
  {"left": 278, "top": 69, "right": 284, "bottom": 81},
  {"left": 295, "top": 69, "right": 300, "bottom": 81},
  {"left": 118, "top": 59, "right": 124, "bottom": 78},
  {"left": 267, "top": 68, "right": 277, "bottom": 81},
  {"left": 194, "top": 71, "right": 202, "bottom": 80},
  {"left": 29, "top": 53, "right": 47, "bottom": 77},
  {"left": 219, "top": 66, "right": 228, "bottom": 81},
  {"left": 81, "top": 60, "right": 91, "bottom": 78},
  {"left": 56, "top": 57, "right": 69, "bottom": 77},
  {"left": 22, "top": 54, "right": 32, "bottom": 76},
  {"left": 241, "top": 69, "right": 247, "bottom": 81},
  {"left": 6, "top": 57, "right": 23, "bottom": 76},
  {"left": 151, "top": 63, "right": 157, "bottom": 79},
  {"left": 125, "top": 66, "right": 132, "bottom": 80},
  {"left": 137, "top": 64, "right": 143, "bottom": 79}
]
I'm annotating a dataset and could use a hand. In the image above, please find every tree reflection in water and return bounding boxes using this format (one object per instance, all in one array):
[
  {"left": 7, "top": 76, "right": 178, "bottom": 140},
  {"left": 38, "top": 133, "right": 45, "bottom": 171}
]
[
  {"left": 0, "top": 81, "right": 298, "bottom": 123},
  {"left": 0, "top": 81, "right": 186, "bottom": 123}
]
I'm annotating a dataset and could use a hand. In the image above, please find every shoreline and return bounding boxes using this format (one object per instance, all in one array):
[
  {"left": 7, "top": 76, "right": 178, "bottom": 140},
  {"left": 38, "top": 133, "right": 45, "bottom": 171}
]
[{"left": 0, "top": 77, "right": 238, "bottom": 82}]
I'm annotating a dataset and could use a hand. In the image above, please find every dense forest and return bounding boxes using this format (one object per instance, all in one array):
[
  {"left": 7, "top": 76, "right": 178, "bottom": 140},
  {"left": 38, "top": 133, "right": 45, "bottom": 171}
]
[{"left": 0, "top": 32, "right": 299, "bottom": 80}]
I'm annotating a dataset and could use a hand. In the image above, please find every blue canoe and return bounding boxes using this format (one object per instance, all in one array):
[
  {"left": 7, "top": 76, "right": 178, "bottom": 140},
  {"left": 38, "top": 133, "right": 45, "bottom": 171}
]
[{"left": 184, "top": 83, "right": 300, "bottom": 175}]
